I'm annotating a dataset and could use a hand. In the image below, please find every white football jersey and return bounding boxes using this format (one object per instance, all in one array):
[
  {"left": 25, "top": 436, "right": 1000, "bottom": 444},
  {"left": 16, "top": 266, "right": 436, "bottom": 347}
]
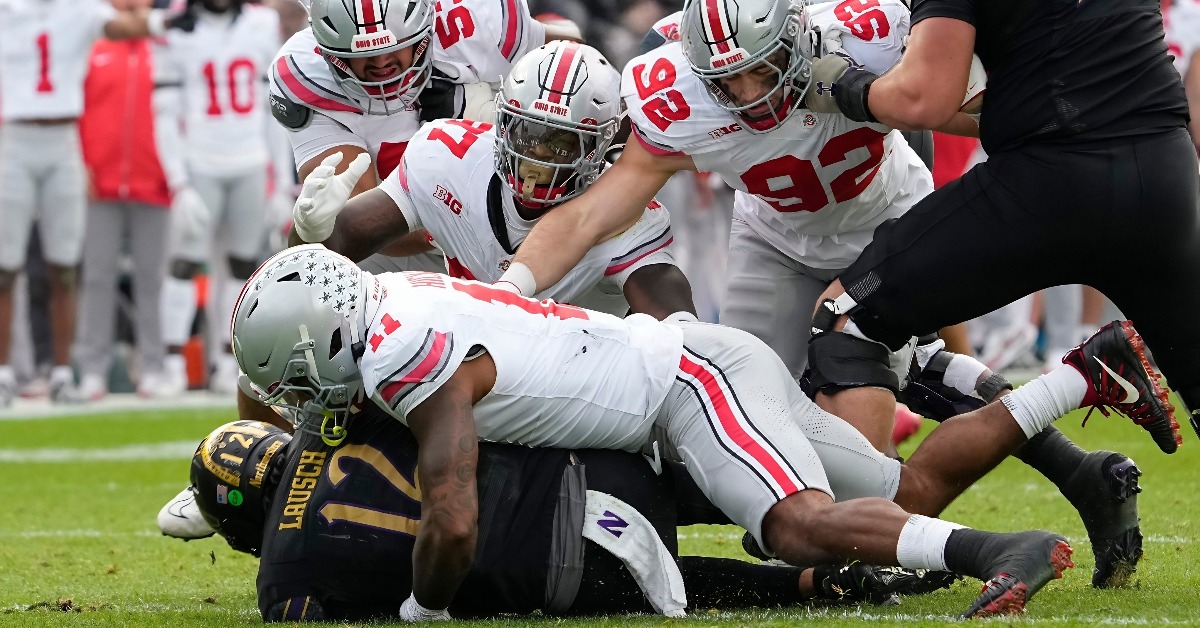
[
  {"left": 269, "top": 0, "right": 544, "bottom": 175},
  {"left": 0, "top": 0, "right": 115, "bottom": 121},
  {"left": 359, "top": 271, "right": 683, "bottom": 452},
  {"left": 155, "top": 7, "right": 281, "bottom": 175},
  {"left": 1165, "top": 0, "right": 1200, "bottom": 78},
  {"left": 377, "top": 119, "right": 677, "bottom": 316},
  {"left": 622, "top": 0, "right": 932, "bottom": 269}
]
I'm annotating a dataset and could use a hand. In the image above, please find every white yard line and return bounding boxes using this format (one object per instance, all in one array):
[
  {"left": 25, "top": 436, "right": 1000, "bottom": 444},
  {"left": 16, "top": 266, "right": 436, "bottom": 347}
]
[
  {"left": 0, "top": 392, "right": 234, "bottom": 421},
  {"left": 0, "top": 441, "right": 197, "bottom": 462}
]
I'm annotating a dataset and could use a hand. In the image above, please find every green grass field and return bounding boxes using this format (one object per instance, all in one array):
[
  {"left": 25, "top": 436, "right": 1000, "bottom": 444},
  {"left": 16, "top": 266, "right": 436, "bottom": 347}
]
[{"left": 1, "top": 402, "right": 1198, "bottom": 627}]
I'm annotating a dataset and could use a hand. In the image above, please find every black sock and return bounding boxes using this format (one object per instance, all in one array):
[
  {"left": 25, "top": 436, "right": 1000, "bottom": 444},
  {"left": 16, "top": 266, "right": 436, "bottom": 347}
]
[
  {"left": 1011, "top": 426, "right": 1088, "bottom": 490},
  {"left": 943, "top": 528, "right": 997, "bottom": 581}
]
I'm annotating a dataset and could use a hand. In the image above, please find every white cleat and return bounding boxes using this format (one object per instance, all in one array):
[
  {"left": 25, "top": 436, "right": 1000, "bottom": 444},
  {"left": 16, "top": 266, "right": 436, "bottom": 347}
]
[{"left": 157, "top": 487, "right": 217, "bottom": 540}]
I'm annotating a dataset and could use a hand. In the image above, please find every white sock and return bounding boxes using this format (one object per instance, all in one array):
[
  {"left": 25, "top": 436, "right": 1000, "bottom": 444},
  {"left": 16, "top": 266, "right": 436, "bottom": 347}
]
[
  {"left": 49, "top": 365, "right": 74, "bottom": 385},
  {"left": 160, "top": 277, "right": 197, "bottom": 348},
  {"left": 942, "top": 354, "right": 989, "bottom": 396},
  {"left": 1001, "top": 365, "right": 1089, "bottom": 438},
  {"left": 217, "top": 281, "right": 245, "bottom": 347},
  {"left": 895, "top": 514, "right": 964, "bottom": 571}
]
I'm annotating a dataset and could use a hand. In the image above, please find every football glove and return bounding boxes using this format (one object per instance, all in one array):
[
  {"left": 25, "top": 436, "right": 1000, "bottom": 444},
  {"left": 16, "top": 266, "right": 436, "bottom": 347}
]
[
  {"left": 293, "top": 151, "right": 372, "bottom": 243},
  {"left": 172, "top": 187, "right": 211, "bottom": 242}
]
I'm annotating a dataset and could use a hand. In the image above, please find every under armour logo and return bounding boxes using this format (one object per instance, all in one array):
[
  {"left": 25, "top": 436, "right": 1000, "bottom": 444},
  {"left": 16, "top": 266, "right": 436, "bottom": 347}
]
[
  {"left": 815, "top": 82, "right": 835, "bottom": 96},
  {"left": 597, "top": 511, "right": 629, "bottom": 538}
]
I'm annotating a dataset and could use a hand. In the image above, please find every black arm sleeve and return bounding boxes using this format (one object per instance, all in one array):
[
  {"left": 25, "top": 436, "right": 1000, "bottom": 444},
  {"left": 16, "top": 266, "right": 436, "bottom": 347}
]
[
  {"left": 639, "top": 28, "right": 669, "bottom": 54},
  {"left": 911, "top": 0, "right": 976, "bottom": 25}
]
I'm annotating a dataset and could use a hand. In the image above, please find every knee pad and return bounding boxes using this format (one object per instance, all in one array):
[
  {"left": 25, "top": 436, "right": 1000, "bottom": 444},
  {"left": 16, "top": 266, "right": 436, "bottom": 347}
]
[
  {"left": 48, "top": 264, "right": 79, "bottom": 289},
  {"left": 0, "top": 270, "right": 16, "bottom": 292},
  {"left": 227, "top": 257, "right": 260, "bottom": 281},
  {"left": 802, "top": 331, "right": 899, "bottom": 396},
  {"left": 170, "top": 259, "right": 203, "bottom": 280}
]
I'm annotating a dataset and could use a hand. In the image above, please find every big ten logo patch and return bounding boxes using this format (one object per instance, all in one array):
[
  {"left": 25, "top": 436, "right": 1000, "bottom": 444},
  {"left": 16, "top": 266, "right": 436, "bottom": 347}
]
[{"left": 433, "top": 185, "right": 462, "bottom": 214}]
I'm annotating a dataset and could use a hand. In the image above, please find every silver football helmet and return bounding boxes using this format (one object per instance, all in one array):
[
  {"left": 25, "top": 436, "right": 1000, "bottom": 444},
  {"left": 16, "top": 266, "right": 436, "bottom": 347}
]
[
  {"left": 680, "top": 0, "right": 813, "bottom": 133},
  {"left": 494, "top": 41, "right": 623, "bottom": 208},
  {"left": 308, "top": 0, "right": 435, "bottom": 115},
  {"left": 231, "top": 245, "right": 369, "bottom": 444}
]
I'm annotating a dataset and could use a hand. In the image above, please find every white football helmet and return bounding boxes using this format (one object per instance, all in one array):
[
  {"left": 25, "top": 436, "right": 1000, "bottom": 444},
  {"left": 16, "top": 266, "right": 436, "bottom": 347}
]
[
  {"left": 308, "top": 0, "right": 435, "bottom": 115},
  {"left": 231, "top": 245, "right": 369, "bottom": 443},
  {"left": 494, "top": 41, "right": 623, "bottom": 208},
  {"left": 680, "top": 0, "right": 813, "bottom": 133}
]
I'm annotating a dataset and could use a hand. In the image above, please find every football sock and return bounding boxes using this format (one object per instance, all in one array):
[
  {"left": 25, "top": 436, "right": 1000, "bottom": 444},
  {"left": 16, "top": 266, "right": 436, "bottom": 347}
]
[
  {"left": 1001, "top": 365, "right": 1088, "bottom": 438},
  {"left": 896, "top": 514, "right": 963, "bottom": 571},
  {"left": 943, "top": 528, "right": 1002, "bottom": 581},
  {"left": 1010, "top": 426, "right": 1088, "bottom": 490},
  {"left": 160, "top": 277, "right": 197, "bottom": 348}
]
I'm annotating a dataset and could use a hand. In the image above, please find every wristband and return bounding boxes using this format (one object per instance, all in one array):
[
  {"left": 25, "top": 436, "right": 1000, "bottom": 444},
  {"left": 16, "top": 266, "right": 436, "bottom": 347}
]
[
  {"left": 496, "top": 261, "right": 536, "bottom": 297},
  {"left": 834, "top": 67, "right": 880, "bottom": 123},
  {"left": 399, "top": 594, "right": 450, "bottom": 622}
]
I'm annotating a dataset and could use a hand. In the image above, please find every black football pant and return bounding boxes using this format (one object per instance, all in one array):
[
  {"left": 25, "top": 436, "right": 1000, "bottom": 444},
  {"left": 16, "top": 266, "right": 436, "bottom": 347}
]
[{"left": 839, "top": 127, "right": 1200, "bottom": 413}]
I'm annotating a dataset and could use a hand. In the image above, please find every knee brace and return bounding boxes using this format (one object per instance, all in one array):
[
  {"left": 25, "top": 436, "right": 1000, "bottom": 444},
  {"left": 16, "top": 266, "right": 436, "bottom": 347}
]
[
  {"left": 48, "top": 264, "right": 79, "bottom": 290},
  {"left": 812, "top": 293, "right": 911, "bottom": 352},
  {"left": 227, "top": 257, "right": 260, "bottom": 281},
  {"left": 170, "top": 259, "right": 204, "bottom": 280},
  {"left": 802, "top": 331, "right": 899, "bottom": 397},
  {"left": 900, "top": 349, "right": 1012, "bottom": 422},
  {"left": 0, "top": 269, "right": 17, "bottom": 292}
]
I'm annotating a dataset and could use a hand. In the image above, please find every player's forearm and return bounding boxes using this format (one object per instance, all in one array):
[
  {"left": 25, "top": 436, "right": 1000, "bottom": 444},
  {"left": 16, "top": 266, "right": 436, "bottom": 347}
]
[
  {"left": 867, "top": 19, "right": 975, "bottom": 130},
  {"left": 104, "top": 8, "right": 156, "bottom": 40},
  {"left": 410, "top": 389, "right": 480, "bottom": 609},
  {"left": 933, "top": 113, "right": 980, "bottom": 138},
  {"left": 1186, "top": 52, "right": 1200, "bottom": 150}
]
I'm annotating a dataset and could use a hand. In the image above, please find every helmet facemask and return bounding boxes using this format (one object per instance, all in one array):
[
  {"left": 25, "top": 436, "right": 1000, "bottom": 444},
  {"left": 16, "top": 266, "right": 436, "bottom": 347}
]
[
  {"left": 322, "top": 35, "right": 433, "bottom": 115},
  {"left": 494, "top": 104, "right": 618, "bottom": 208}
]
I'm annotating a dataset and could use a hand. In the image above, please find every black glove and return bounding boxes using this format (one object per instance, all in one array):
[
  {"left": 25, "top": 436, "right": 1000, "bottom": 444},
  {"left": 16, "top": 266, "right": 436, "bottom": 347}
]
[{"left": 418, "top": 70, "right": 459, "bottom": 122}]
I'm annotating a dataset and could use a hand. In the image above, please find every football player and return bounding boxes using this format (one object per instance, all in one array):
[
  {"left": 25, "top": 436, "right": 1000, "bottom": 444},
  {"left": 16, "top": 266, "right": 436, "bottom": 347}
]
[
  {"left": 153, "top": 0, "right": 285, "bottom": 394},
  {"left": 177, "top": 414, "right": 950, "bottom": 621},
  {"left": 0, "top": 0, "right": 187, "bottom": 404},
  {"left": 486, "top": 0, "right": 1144, "bottom": 588},
  {"left": 290, "top": 41, "right": 696, "bottom": 319},
  {"left": 230, "top": 245, "right": 1179, "bottom": 618}
]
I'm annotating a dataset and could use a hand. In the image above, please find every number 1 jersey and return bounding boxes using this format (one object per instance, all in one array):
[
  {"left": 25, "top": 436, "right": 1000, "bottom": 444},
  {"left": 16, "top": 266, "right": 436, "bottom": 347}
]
[{"left": 358, "top": 271, "right": 683, "bottom": 452}]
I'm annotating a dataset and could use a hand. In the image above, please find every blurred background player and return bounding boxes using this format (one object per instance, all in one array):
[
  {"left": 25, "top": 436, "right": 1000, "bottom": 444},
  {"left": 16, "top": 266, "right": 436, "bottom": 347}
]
[
  {"left": 75, "top": 0, "right": 177, "bottom": 401},
  {"left": 153, "top": 0, "right": 283, "bottom": 395},
  {"left": 0, "top": 0, "right": 178, "bottom": 405}
]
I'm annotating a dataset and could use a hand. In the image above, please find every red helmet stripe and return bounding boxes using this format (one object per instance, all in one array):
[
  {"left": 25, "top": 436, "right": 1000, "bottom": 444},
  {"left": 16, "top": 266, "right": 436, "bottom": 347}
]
[
  {"left": 704, "top": 0, "right": 733, "bottom": 54},
  {"left": 546, "top": 42, "right": 580, "bottom": 105},
  {"left": 360, "top": 0, "right": 380, "bottom": 34}
]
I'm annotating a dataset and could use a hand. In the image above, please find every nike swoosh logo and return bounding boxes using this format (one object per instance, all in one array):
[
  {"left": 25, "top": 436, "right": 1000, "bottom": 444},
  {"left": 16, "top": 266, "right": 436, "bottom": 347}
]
[{"left": 1094, "top": 356, "right": 1140, "bottom": 403}]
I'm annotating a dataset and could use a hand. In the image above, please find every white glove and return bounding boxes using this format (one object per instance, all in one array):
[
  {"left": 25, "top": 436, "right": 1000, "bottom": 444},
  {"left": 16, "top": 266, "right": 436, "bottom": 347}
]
[
  {"left": 399, "top": 594, "right": 450, "bottom": 622},
  {"left": 293, "top": 151, "right": 373, "bottom": 243},
  {"left": 461, "top": 82, "right": 498, "bottom": 125},
  {"left": 172, "top": 187, "right": 211, "bottom": 242}
]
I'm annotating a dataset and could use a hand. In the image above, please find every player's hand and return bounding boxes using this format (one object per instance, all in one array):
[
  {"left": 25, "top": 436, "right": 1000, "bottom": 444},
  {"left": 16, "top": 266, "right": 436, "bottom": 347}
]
[
  {"left": 293, "top": 152, "right": 372, "bottom": 243},
  {"left": 172, "top": 187, "right": 211, "bottom": 242},
  {"left": 806, "top": 51, "right": 856, "bottom": 114}
]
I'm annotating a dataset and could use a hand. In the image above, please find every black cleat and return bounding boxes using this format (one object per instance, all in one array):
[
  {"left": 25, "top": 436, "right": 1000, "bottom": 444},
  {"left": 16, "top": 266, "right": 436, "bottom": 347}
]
[
  {"left": 814, "top": 563, "right": 958, "bottom": 606},
  {"left": 1061, "top": 321, "right": 1182, "bottom": 454},
  {"left": 961, "top": 531, "right": 1074, "bottom": 619},
  {"left": 1063, "top": 451, "right": 1143, "bottom": 588}
]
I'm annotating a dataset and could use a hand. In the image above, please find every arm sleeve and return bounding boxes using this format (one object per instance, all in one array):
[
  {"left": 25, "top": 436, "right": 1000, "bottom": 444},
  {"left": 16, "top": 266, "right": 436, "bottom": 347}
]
[
  {"left": 289, "top": 112, "right": 369, "bottom": 171},
  {"left": 911, "top": 0, "right": 976, "bottom": 26},
  {"left": 377, "top": 159, "right": 423, "bottom": 231}
]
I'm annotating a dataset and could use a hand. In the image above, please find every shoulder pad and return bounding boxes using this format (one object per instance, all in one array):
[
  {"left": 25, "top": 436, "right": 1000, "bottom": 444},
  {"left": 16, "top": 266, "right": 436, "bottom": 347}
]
[{"left": 270, "top": 93, "right": 312, "bottom": 130}]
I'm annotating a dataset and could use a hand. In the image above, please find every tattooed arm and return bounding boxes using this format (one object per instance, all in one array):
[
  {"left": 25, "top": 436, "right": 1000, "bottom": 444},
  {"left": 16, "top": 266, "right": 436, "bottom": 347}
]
[{"left": 405, "top": 352, "right": 496, "bottom": 610}]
